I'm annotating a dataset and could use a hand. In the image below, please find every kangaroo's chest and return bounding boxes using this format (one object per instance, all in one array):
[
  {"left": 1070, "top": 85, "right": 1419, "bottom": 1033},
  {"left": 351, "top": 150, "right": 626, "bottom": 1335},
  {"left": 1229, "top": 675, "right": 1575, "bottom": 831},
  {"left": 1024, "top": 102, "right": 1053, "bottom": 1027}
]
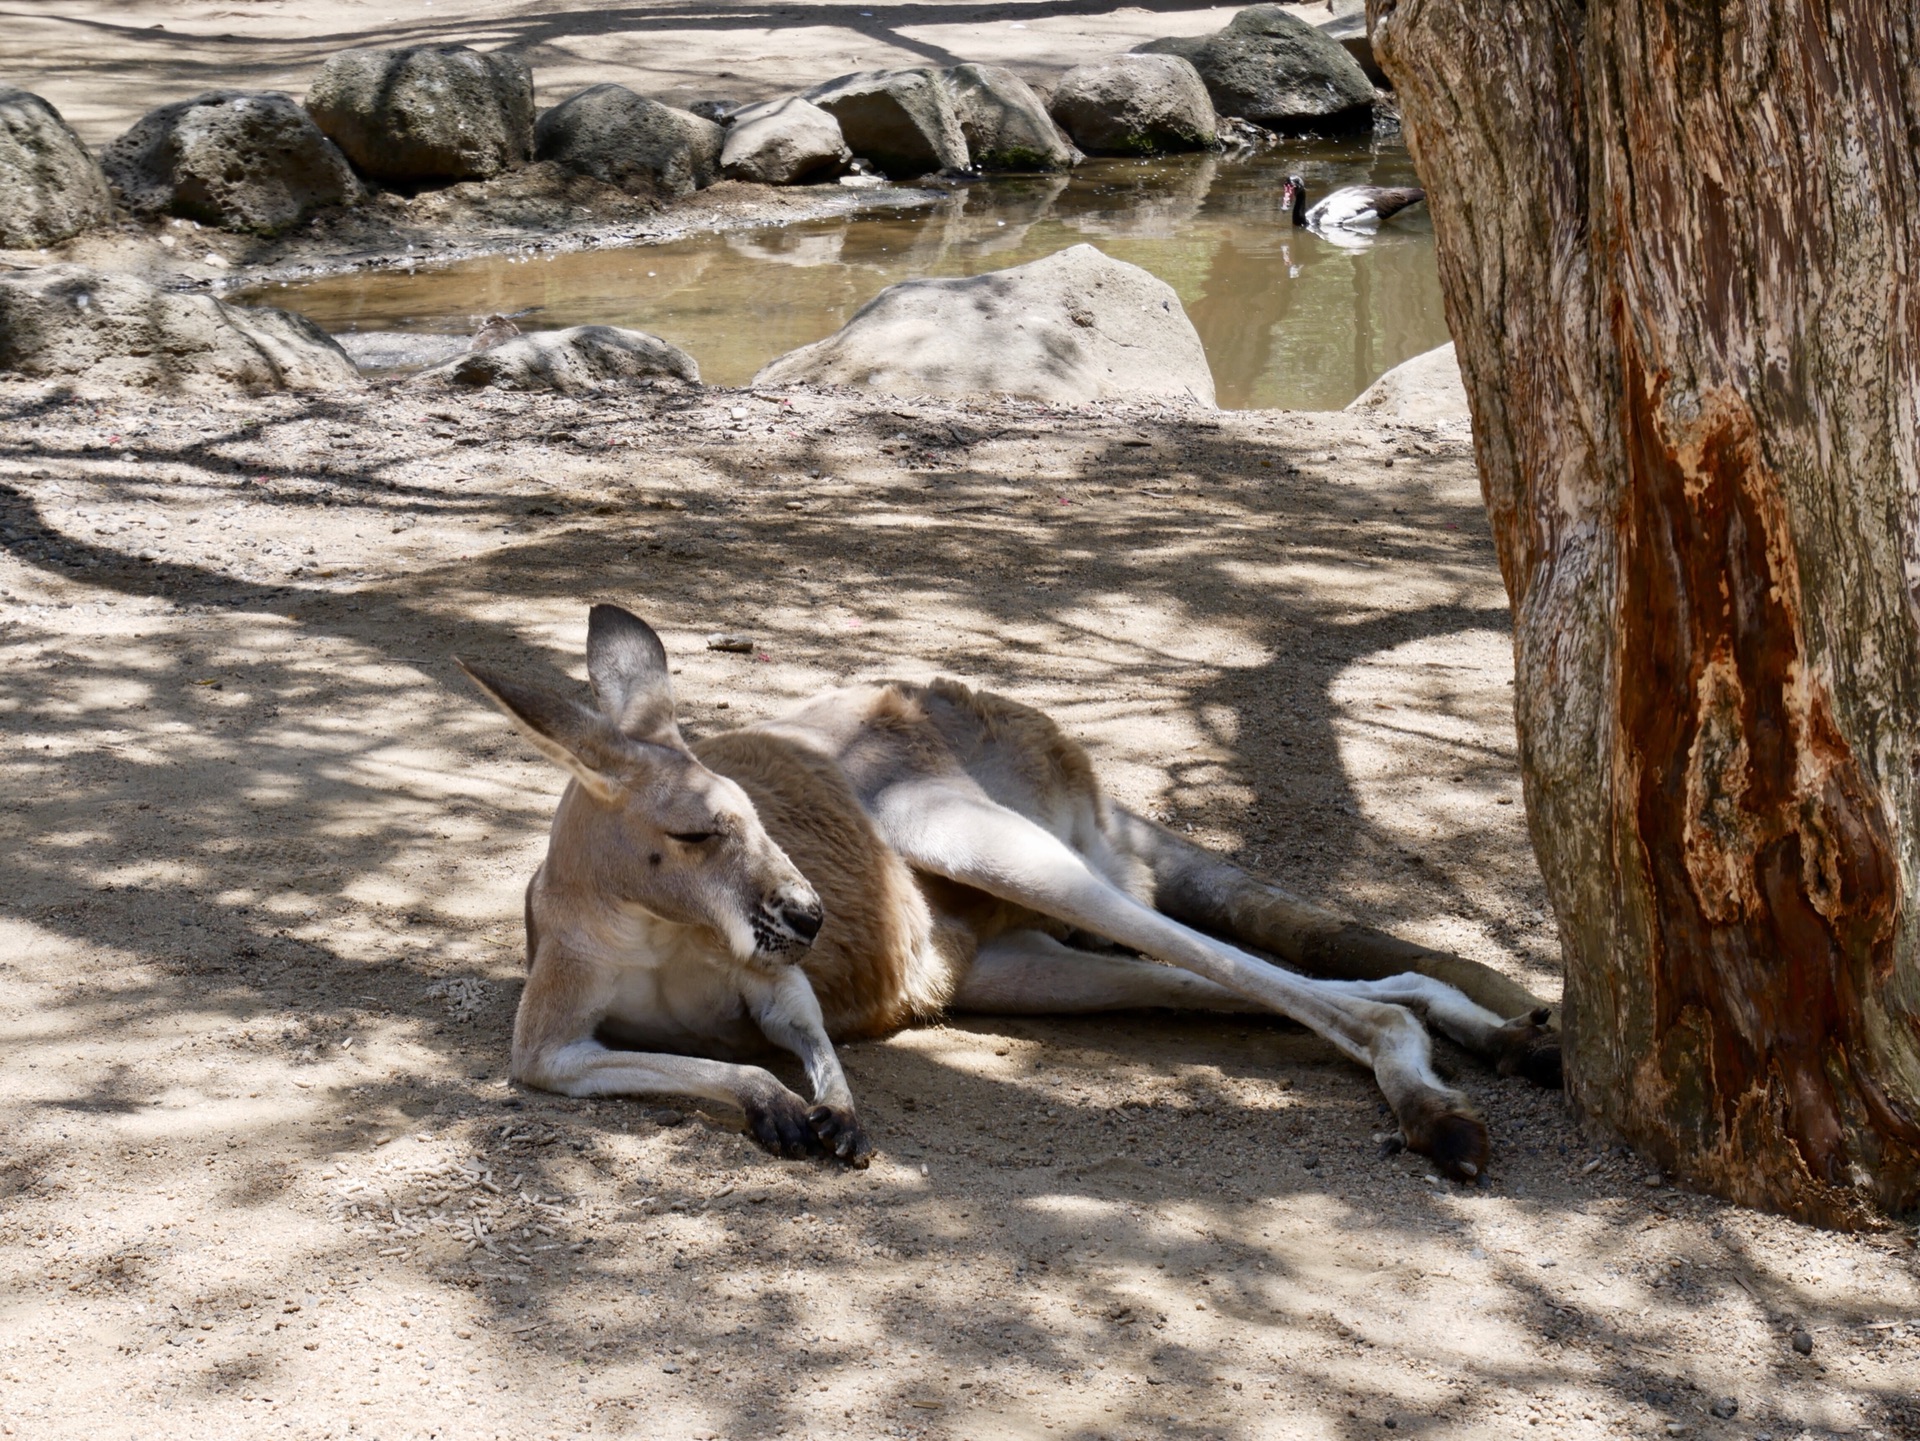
[{"left": 592, "top": 914, "right": 770, "bottom": 1059}]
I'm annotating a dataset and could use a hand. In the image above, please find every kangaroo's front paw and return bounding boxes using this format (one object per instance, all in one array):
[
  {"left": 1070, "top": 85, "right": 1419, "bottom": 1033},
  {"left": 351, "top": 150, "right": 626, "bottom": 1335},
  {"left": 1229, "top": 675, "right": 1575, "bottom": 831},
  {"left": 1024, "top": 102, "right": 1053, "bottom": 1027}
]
[
  {"left": 808, "top": 1104, "right": 872, "bottom": 1169},
  {"left": 1491, "top": 1006, "right": 1563, "bottom": 1089},
  {"left": 744, "top": 1087, "right": 818, "bottom": 1159}
]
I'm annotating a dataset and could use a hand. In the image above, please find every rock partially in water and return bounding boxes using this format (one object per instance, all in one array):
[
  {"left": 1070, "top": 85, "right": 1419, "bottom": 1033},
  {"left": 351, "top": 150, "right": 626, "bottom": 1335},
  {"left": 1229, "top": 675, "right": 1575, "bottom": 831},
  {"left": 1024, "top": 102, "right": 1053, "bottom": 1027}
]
[
  {"left": 413, "top": 324, "right": 700, "bottom": 393},
  {"left": 1136, "top": 6, "right": 1375, "bottom": 133},
  {"left": 720, "top": 96, "right": 850, "bottom": 185},
  {"left": 0, "top": 264, "right": 362, "bottom": 394},
  {"left": 1344, "top": 341, "right": 1467, "bottom": 423},
  {"left": 1048, "top": 54, "right": 1216, "bottom": 156},
  {"left": 802, "top": 68, "right": 968, "bottom": 178},
  {"left": 101, "top": 90, "right": 359, "bottom": 235},
  {"left": 306, "top": 44, "right": 534, "bottom": 182},
  {"left": 333, "top": 331, "right": 471, "bottom": 374},
  {"left": 0, "top": 85, "right": 114, "bottom": 249},
  {"left": 753, "top": 242, "right": 1215, "bottom": 406},
  {"left": 535, "top": 84, "right": 721, "bottom": 199},
  {"left": 942, "top": 63, "right": 1080, "bottom": 173}
]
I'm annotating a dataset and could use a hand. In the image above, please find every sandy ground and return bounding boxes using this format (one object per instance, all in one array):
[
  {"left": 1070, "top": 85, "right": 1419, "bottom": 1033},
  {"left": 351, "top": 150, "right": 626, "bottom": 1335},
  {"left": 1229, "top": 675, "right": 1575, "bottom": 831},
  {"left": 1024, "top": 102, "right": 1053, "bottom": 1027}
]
[
  {"left": 2, "top": 377, "right": 1917, "bottom": 1441},
  {"left": 4, "top": 3, "right": 1920, "bottom": 1439}
]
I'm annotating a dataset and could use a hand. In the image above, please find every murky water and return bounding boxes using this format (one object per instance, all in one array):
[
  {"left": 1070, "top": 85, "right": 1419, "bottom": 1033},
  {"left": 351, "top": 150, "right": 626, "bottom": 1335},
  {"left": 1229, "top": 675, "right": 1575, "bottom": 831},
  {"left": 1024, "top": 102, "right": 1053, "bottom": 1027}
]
[{"left": 262, "top": 140, "right": 1445, "bottom": 411}]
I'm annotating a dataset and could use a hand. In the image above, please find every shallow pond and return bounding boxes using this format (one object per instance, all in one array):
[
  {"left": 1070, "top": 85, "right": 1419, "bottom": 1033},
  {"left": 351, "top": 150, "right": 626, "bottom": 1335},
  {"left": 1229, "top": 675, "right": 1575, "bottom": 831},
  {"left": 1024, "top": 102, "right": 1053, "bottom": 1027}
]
[{"left": 263, "top": 139, "right": 1445, "bottom": 411}]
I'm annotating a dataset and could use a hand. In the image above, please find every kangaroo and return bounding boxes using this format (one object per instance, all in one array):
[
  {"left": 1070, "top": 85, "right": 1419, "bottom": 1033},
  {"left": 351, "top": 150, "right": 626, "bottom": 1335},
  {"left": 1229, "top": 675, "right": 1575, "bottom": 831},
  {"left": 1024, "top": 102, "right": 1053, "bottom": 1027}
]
[{"left": 460, "top": 604, "right": 1561, "bottom": 1179}]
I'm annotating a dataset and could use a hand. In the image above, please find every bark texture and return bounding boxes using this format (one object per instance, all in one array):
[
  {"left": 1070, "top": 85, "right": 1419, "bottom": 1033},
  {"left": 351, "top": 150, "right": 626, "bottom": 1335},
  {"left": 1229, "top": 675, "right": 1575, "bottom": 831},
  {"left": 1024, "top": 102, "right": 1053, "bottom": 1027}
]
[{"left": 1371, "top": 0, "right": 1920, "bottom": 1225}]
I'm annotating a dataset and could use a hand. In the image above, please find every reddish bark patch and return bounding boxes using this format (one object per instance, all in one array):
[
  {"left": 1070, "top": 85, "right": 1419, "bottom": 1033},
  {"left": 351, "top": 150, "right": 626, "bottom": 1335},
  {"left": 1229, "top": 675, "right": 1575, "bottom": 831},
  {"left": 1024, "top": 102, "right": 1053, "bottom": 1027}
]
[{"left": 1616, "top": 346, "right": 1919, "bottom": 1224}]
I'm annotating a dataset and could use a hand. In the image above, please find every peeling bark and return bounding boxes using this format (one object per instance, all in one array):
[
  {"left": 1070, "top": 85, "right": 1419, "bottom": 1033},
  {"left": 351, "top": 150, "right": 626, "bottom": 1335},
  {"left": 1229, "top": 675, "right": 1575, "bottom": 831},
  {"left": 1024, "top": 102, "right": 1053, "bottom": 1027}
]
[{"left": 1372, "top": 0, "right": 1920, "bottom": 1225}]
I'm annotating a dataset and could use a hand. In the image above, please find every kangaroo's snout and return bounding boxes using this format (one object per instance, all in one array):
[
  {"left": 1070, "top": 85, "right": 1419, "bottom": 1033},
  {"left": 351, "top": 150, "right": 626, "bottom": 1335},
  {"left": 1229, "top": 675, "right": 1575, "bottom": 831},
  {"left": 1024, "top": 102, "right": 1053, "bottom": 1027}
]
[
  {"left": 752, "top": 882, "right": 824, "bottom": 960},
  {"left": 778, "top": 896, "right": 824, "bottom": 945}
]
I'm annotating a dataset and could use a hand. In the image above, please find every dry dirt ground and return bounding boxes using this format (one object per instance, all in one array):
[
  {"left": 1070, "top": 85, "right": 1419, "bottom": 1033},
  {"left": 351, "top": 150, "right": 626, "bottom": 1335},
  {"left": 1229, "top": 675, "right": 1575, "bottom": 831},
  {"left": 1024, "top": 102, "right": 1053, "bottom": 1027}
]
[{"left": 3, "top": 378, "right": 1918, "bottom": 1441}]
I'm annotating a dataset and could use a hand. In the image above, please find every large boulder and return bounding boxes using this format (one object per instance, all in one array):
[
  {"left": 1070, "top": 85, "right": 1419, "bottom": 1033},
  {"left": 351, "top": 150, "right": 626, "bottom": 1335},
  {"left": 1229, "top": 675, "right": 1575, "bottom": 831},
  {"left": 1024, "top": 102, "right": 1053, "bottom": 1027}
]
[
  {"left": 1344, "top": 341, "right": 1468, "bottom": 423},
  {"left": 1136, "top": 6, "right": 1375, "bottom": 132},
  {"left": 1048, "top": 54, "right": 1216, "bottom": 156},
  {"left": 534, "top": 85, "right": 721, "bottom": 198},
  {"left": 413, "top": 325, "right": 700, "bottom": 393},
  {"left": 942, "top": 63, "right": 1079, "bottom": 173},
  {"left": 305, "top": 44, "right": 534, "bottom": 182},
  {"left": 801, "top": 69, "right": 967, "bottom": 178},
  {"left": 100, "top": 90, "right": 358, "bottom": 235},
  {"left": 753, "top": 243, "right": 1215, "bottom": 406},
  {"left": 0, "top": 85, "right": 114, "bottom": 248},
  {"left": 720, "top": 96, "right": 850, "bottom": 185},
  {"left": 0, "top": 264, "right": 362, "bottom": 393},
  {"left": 1320, "top": 11, "right": 1386, "bottom": 87}
]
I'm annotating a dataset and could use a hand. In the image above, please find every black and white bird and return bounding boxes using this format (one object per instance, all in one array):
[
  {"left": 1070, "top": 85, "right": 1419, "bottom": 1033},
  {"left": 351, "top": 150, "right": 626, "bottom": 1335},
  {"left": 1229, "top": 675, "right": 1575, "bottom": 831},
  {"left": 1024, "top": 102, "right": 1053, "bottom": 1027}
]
[{"left": 1282, "top": 174, "right": 1427, "bottom": 232}]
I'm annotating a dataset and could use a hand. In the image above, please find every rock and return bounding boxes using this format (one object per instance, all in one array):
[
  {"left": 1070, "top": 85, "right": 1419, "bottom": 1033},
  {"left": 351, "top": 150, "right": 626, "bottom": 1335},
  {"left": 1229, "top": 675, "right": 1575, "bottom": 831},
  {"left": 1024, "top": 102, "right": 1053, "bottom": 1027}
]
[
  {"left": 0, "top": 85, "right": 114, "bottom": 248},
  {"left": 1344, "top": 342, "right": 1468, "bottom": 423},
  {"left": 1048, "top": 54, "right": 1216, "bottom": 156},
  {"left": 0, "top": 264, "right": 362, "bottom": 393},
  {"left": 720, "top": 96, "right": 850, "bottom": 185},
  {"left": 100, "top": 90, "right": 358, "bottom": 236},
  {"left": 941, "top": 63, "right": 1080, "bottom": 172},
  {"left": 1320, "top": 11, "right": 1386, "bottom": 87},
  {"left": 801, "top": 68, "right": 967, "bottom": 178},
  {"left": 1790, "top": 1328, "right": 1814, "bottom": 1355},
  {"left": 1709, "top": 1398, "right": 1739, "bottom": 1420},
  {"left": 534, "top": 84, "right": 721, "bottom": 198},
  {"left": 305, "top": 44, "right": 534, "bottom": 182},
  {"left": 413, "top": 324, "right": 699, "bottom": 393},
  {"left": 753, "top": 243, "right": 1215, "bottom": 406},
  {"left": 333, "top": 331, "right": 470, "bottom": 374},
  {"left": 1136, "top": 5, "right": 1375, "bottom": 133}
]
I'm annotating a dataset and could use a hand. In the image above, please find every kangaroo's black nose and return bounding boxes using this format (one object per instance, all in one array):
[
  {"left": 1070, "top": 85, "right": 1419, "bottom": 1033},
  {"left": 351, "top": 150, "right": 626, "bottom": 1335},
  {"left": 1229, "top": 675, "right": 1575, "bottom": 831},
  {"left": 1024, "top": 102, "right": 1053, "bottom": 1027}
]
[{"left": 780, "top": 900, "right": 824, "bottom": 944}]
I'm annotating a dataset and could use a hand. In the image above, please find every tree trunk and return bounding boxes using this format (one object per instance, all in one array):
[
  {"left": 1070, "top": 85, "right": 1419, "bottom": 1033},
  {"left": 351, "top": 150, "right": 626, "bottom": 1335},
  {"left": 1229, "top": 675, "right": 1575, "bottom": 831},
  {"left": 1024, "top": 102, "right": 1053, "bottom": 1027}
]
[{"left": 1370, "top": 0, "right": 1920, "bottom": 1226}]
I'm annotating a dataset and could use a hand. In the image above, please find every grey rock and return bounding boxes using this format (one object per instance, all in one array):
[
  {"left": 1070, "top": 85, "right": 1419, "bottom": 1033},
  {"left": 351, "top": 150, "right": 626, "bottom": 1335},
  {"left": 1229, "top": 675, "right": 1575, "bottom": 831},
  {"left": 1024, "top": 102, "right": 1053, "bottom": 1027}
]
[
  {"left": 100, "top": 90, "right": 358, "bottom": 235},
  {"left": 1048, "top": 54, "right": 1216, "bottom": 156},
  {"left": 412, "top": 324, "right": 699, "bottom": 393},
  {"left": 941, "top": 63, "right": 1080, "bottom": 172},
  {"left": 1790, "top": 1328, "right": 1814, "bottom": 1355},
  {"left": 720, "top": 96, "right": 850, "bottom": 185},
  {"left": 0, "top": 264, "right": 362, "bottom": 394},
  {"left": 1709, "top": 1398, "right": 1739, "bottom": 1420},
  {"left": 0, "top": 85, "right": 114, "bottom": 248},
  {"left": 333, "top": 330, "right": 471, "bottom": 374},
  {"left": 1345, "top": 342, "right": 1467, "bottom": 423},
  {"left": 753, "top": 243, "right": 1214, "bottom": 406},
  {"left": 802, "top": 68, "right": 967, "bottom": 178},
  {"left": 305, "top": 44, "right": 534, "bottom": 182},
  {"left": 1137, "top": 5, "right": 1374, "bottom": 132},
  {"left": 535, "top": 84, "right": 721, "bottom": 198},
  {"left": 1320, "top": 12, "right": 1386, "bottom": 87}
]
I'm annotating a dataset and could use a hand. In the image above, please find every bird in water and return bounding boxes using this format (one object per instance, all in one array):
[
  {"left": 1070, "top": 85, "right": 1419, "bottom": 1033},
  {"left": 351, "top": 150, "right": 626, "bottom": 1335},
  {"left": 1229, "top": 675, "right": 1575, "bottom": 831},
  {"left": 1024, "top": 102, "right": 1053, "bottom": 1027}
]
[{"left": 1281, "top": 174, "right": 1427, "bottom": 232}]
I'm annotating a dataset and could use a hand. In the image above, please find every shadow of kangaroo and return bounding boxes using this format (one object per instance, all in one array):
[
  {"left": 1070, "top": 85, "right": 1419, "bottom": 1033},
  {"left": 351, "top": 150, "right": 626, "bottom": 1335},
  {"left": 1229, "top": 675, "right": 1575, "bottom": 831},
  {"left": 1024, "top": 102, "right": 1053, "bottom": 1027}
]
[{"left": 460, "top": 604, "right": 1561, "bottom": 1179}]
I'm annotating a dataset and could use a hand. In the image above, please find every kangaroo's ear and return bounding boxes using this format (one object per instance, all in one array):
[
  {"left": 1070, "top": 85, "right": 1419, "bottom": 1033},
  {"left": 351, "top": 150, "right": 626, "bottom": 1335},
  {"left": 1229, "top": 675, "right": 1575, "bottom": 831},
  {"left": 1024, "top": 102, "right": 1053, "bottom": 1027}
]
[
  {"left": 586, "top": 603, "right": 684, "bottom": 748},
  {"left": 458, "top": 659, "right": 631, "bottom": 802}
]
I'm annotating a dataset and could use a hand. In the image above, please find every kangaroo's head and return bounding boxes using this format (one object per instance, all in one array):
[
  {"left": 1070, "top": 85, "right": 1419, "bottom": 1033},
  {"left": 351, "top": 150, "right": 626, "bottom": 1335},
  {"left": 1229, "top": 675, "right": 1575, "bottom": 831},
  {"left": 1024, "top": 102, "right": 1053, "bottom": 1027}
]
[{"left": 459, "top": 604, "right": 823, "bottom": 967}]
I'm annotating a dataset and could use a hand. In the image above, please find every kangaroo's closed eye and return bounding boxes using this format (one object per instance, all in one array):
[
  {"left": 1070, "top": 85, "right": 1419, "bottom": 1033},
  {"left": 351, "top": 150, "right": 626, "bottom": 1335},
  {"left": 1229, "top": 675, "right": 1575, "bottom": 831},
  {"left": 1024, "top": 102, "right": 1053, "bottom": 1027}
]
[{"left": 667, "top": 830, "right": 718, "bottom": 844}]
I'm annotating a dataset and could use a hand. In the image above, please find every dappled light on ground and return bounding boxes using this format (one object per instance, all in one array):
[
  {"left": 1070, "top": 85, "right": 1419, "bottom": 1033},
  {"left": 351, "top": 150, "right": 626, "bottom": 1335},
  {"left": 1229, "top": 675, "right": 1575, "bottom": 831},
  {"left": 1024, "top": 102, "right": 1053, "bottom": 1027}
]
[{"left": 3, "top": 379, "right": 1916, "bottom": 1440}]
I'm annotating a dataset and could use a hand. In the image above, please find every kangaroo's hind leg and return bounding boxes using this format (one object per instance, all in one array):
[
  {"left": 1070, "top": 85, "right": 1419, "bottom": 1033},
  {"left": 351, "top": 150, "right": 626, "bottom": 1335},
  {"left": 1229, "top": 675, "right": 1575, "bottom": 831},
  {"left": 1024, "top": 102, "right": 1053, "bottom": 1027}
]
[
  {"left": 876, "top": 782, "right": 1495, "bottom": 1178},
  {"left": 1105, "top": 807, "right": 1562, "bottom": 1088}
]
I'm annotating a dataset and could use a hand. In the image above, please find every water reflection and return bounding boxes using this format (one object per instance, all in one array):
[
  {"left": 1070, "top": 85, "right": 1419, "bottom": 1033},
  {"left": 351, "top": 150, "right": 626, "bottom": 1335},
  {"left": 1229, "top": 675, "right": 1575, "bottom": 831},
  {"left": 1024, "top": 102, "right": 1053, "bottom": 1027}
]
[{"left": 262, "top": 139, "right": 1446, "bottom": 410}]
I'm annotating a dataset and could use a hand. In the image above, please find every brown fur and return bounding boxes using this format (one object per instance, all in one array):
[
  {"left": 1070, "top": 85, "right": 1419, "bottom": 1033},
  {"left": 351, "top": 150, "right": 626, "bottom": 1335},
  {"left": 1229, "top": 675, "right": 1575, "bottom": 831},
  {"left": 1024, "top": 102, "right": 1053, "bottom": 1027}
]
[{"left": 694, "top": 724, "right": 955, "bottom": 1036}]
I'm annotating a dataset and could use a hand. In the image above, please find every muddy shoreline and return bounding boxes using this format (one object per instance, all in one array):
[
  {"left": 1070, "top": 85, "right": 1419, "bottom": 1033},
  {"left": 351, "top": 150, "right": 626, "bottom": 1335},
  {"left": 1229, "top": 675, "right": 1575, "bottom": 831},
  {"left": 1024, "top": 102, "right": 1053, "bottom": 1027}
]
[{"left": 4, "top": 170, "right": 948, "bottom": 299}]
